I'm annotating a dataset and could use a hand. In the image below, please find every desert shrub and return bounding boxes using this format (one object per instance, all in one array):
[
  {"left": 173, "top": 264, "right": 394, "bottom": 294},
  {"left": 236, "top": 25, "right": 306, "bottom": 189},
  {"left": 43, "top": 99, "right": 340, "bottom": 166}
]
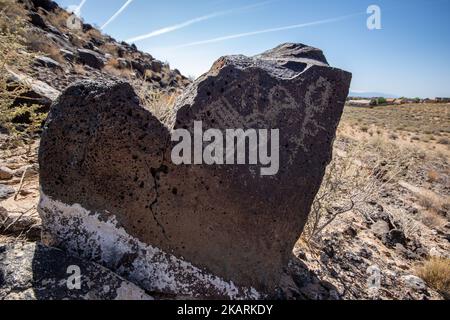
[
  {"left": 377, "top": 97, "right": 387, "bottom": 105},
  {"left": 0, "top": 0, "right": 45, "bottom": 146},
  {"left": 370, "top": 97, "right": 387, "bottom": 106},
  {"left": 303, "top": 144, "right": 399, "bottom": 241},
  {"left": 437, "top": 138, "right": 450, "bottom": 145},
  {"left": 416, "top": 258, "right": 450, "bottom": 299},
  {"left": 303, "top": 135, "right": 414, "bottom": 243}
]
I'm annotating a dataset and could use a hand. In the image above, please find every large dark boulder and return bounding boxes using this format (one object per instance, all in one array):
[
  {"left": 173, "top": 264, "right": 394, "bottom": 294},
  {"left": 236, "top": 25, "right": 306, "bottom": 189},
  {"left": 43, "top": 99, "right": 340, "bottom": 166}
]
[
  {"left": 30, "top": 0, "right": 58, "bottom": 11},
  {"left": 77, "top": 49, "right": 105, "bottom": 69},
  {"left": 28, "top": 12, "right": 47, "bottom": 29},
  {"left": 38, "top": 43, "right": 351, "bottom": 298}
]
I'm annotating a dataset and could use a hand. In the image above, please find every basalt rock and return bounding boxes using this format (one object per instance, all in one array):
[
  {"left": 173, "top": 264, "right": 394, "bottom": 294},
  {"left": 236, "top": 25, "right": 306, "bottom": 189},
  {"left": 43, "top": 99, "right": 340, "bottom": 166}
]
[
  {"left": 77, "top": 49, "right": 105, "bottom": 69},
  {"left": 38, "top": 43, "right": 351, "bottom": 298},
  {"left": 0, "top": 242, "right": 152, "bottom": 300}
]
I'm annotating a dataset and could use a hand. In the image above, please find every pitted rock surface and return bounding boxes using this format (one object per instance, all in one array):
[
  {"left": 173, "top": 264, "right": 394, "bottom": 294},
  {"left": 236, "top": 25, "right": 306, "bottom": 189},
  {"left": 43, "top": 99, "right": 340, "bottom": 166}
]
[{"left": 38, "top": 43, "right": 352, "bottom": 296}]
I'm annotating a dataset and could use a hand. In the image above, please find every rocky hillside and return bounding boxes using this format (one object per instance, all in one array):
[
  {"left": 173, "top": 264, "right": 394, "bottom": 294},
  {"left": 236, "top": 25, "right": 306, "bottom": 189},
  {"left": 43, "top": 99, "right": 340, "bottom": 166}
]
[{"left": 8, "top": 0, "right": 190, "bottom": 107}]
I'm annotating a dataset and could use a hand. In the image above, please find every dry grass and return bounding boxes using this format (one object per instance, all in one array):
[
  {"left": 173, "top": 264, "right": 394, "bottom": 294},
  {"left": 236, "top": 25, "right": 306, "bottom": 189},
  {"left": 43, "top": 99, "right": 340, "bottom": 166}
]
[
  {"left": 140, "top": 90, "right": 177, "bottom": 124},
  {"left": 103, "top": 58, "right": 133, "bottom": 78},
  {"left": 0, "top": 0, "right": 27, "bottom": 24},
  {"left": 45, "top": 8, "right": 70, "bottom": 31},
  {"left": 68, "top": 33, "right": 86, "bottom": 48},
  {"left": 342, "top": 104, "right": 450, "bottom": 143},
  {"left": 416, "top": 258, "right": 450, "bottom": 299},
  {"left": 421, "top": 209, "right": 447, "bottom": 229},
  {"left": 100, "top": 43, "right": 119, "bottom": 56},
  {"left": 25, "top": 31, "right": 65, "bottom": 64},
  {"left": 416, "top": 189, "right": 449, "bottom": 214},
  {"left": 85, "top": 28, "right": 103, "bottom": 41},
  {"left": 72, "top": 63, "right": 86, "bottom": 75},
  {"left": 427, "top": 169, "right": 440, "bottom": 183}
]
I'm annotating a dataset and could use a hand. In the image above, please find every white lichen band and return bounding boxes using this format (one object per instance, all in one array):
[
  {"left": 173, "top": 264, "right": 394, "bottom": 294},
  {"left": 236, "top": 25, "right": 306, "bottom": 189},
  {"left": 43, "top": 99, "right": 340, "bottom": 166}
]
[{"left": 38, "top": 191, "right": 260, "bottom": 299}]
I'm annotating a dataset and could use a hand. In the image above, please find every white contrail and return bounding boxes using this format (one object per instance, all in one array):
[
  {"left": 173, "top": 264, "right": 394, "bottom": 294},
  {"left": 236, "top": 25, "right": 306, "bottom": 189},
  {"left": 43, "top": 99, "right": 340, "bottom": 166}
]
[
  {"left": 168, "top": 12, "right": 365, "bottom": 49},
  {"left": 126, "top": 1, "right": 273, "bottom": 43},
  {"left": 101, "top": 0, "right": 134, "bottom": 30},
  {"left": 67, "top": 0, "right": 87, "bottom": 16},
  {"left": 75, "top": 0, "right": 87, "bottom": 15}
]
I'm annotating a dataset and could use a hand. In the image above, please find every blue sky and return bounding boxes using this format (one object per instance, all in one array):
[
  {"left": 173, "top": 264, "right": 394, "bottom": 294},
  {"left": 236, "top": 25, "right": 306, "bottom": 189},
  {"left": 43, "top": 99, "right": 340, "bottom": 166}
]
[{"left": 55, "top": 0, "right": 450, "bottom": 98}]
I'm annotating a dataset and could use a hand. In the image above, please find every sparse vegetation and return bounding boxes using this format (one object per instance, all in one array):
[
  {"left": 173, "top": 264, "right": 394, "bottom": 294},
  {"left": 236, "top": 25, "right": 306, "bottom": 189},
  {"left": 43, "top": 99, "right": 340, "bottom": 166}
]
[
  {"left": 416, "top": 258, "right": 450, "bottom": 299},
  {"left": 303, "top": 140, "right": 410, "bottom": 242},
  {"left": 427, "top": 169, "right": 440, "bottom": 183},
  {"left": 138, "top": 88, "right": 178, "bottom": 124},
  {"left": 0, "top": 0, "right": 46, "bottom": 147},
  {"left": 25, "top": 31, "right": 65, "bottom": 64}
]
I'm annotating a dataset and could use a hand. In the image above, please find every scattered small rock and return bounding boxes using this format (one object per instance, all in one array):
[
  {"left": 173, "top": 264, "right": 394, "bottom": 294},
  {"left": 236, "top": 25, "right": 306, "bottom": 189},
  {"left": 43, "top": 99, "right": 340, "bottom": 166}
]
[
  {"left": 60, "top": 49, "right": 75, "bottom": 62},
  {"left": 371, "top": 220, "right": 390, "bottom": 238},
  {"left": 35, "top": 56, "right": 62, "bottom": 69},
  {"left": 386, "top": 229, "right": 407, "bottom": 247},
  {"left": 117, "top": 58, "right": 130, "bottom": 69},
  {"left": 0, "top": 185, "right": 15, "bottom": 200},
  {"left": 401, "top": 275, "right": 427, "bottom": 291},
  {"left": 0, "top": 166, "right": 14, "bottom": 180}
]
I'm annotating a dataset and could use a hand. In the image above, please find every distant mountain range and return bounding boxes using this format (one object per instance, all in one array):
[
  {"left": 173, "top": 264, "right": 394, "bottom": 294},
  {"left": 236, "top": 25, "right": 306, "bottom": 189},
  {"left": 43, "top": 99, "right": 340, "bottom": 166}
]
[{"left": 349, "top": 91, "right": 399, "bottom": 99}]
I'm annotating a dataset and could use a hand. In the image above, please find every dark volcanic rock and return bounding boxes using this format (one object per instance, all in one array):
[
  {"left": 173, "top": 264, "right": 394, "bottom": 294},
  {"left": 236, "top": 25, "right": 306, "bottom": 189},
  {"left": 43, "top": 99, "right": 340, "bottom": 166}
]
[
  {"left": 35, "top": 56, "right": 62, "bottom": 69},
  {"left": 131, "top": 60, "right": 151, "bottom": 75},
  {"left": 38, "top": 43, "right": 351, "bottom": 298},
  {"left": 77, "top": 49, "right": 105, "bottom": 69},
  {"left": 0, "top": 242, "right": 151, "bottom": 300},
  {"left": 60, "top": 49, "right": 75, "bottom": 62},
  {"left": 257, "top": 43, "right": 329, "bottom": 65},
  {"left": 28, "top": 12, "right": 47, "bottom": 29},
  {"left": 29, "top": 0, "right": 58, "bottom": 11}
]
